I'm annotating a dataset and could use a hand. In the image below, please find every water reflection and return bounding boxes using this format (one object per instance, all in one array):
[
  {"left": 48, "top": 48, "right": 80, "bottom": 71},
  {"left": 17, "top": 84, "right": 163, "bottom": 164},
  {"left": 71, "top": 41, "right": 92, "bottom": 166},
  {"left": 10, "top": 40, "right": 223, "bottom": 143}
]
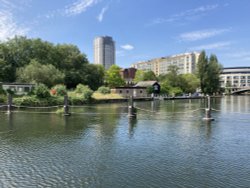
[
  {"left": 0, "top": 97, "right": 250, "bottom": 187},
  {"left": 128, "top": 118, "right": 137, "bottom": 138}
]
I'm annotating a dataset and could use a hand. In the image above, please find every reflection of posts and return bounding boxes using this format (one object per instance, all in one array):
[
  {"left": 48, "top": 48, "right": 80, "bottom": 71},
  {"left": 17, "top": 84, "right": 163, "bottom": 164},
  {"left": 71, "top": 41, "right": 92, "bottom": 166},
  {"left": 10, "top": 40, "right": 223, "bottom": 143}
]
[
  {"left": 63, "top": 95, "right": 71, "bottom": 116},
  {"left": 6, "top": 94, "right": 12, "bottom": 114},
  {"left": 203, "top": 95, "right": 214, "bottom": 121},
  {"left": 128, "top": 117, "right": 137, "bottom": 138},
  {"left": 128, "top": 96, "right": 136, "bottom": 118}
]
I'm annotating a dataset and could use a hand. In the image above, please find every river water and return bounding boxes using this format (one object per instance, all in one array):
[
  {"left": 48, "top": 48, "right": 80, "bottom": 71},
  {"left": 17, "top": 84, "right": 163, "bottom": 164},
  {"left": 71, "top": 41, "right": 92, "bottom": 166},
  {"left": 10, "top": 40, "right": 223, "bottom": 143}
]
[{"left": 0, "top": 96, "right": 250, "bottom": 188}]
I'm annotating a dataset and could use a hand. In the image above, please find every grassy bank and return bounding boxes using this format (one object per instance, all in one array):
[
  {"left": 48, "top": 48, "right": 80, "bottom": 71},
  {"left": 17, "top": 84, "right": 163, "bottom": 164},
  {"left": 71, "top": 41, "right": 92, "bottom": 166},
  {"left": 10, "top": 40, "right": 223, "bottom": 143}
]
[{"left": 0, "top": 92, "right": 125, "bottom": 107}]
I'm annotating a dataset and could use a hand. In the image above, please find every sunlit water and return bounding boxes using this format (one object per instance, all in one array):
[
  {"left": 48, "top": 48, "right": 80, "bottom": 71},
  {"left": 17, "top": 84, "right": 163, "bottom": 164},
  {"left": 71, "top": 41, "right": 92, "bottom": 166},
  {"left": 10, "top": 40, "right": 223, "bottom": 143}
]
[{"left": 0, "top": 96, "right": 250, "bottom": 187}]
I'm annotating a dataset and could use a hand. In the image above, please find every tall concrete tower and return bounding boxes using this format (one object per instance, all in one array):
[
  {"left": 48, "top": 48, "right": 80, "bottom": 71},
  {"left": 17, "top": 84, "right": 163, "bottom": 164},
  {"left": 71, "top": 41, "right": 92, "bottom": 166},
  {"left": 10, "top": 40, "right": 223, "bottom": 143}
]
[{"left": 94, "top": 36, "right": 115, "bottom": 70}]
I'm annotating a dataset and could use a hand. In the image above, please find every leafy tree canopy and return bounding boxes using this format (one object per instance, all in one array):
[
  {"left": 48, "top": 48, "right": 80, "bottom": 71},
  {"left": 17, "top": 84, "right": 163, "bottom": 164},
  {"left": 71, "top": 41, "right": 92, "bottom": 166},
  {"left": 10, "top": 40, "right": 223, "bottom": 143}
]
[
  {"left": 134, "top": 70, "right": 157, "bottom": 83},
  {"left": 105, "top": 65, "right": 125, "bottom": 88},
  {"left": 0, "top": 36, "right": 105, "bottom": 90},
  {"left": 17, "top": 59, "right": 64, "bottom": 88},
  {"left": 196, "top": 50, "right": 222, "bottom": 95}
]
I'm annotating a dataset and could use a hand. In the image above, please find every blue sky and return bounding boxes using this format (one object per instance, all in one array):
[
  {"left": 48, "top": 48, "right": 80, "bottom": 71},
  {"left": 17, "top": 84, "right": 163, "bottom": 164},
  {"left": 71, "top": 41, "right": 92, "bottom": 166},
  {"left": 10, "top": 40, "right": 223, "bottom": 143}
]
[{"left": 0, "top": 0, "right": 250, "bottom": 68}]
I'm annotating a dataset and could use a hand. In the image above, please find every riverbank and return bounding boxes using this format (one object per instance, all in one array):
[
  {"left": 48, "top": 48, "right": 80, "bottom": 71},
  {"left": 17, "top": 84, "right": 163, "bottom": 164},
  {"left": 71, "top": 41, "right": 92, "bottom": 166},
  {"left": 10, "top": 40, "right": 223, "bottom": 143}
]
[{"left": 1, "top": 95, "right": 223, "bottom": 108}]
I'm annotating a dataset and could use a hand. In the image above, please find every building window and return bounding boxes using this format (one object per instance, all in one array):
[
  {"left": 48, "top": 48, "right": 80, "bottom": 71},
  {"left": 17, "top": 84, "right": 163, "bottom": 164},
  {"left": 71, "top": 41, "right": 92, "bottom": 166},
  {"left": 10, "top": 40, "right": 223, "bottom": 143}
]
[
  {"left": 126, "top": 90, "right": 129, "bottom": 94},
  {"left": 119, "top": 90, "right": 122, "bottom": 94},
  {"left": 140, "top": 90, "right": 143, "bottom": 93},
  {"left": 24, "top": 87, "right": 30, "bottom": 92}
]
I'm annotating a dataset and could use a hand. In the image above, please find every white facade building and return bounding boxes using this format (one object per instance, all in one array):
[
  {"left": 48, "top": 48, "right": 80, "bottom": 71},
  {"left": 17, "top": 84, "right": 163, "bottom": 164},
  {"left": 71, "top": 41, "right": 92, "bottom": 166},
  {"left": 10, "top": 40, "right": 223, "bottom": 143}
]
[
  {"left": 220, "top": 67, "right": 250, "bottom": 88},
  {"left": 131, "top": 52, "right": 200, "bottom": 75},
  {"left": 94, "top": 36, "right": 115, "bottom": 70}
]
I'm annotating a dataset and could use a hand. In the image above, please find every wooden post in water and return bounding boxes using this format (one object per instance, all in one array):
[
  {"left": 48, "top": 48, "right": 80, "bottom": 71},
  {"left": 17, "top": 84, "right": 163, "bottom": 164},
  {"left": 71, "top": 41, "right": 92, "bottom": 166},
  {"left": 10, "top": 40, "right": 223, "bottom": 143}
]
[
  {"left": 6, "top": 94, "right": 12, "bottom": 114},
  {"left": 203, "top": 95, "right": 214, "bottom": 121},
  {"left": 128, "top": 96, "right": 136, "bottom": 118},
  {"left": 63, "top": 95, "right": 71, "bottom": 116}
]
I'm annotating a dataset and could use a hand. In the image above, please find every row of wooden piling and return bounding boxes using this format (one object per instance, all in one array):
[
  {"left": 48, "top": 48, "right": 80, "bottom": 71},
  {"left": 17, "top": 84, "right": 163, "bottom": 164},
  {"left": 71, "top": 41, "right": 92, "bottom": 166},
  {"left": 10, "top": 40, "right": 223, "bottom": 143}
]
[{"left": 4, "top": 94, "right": 214, "bottom": 121}]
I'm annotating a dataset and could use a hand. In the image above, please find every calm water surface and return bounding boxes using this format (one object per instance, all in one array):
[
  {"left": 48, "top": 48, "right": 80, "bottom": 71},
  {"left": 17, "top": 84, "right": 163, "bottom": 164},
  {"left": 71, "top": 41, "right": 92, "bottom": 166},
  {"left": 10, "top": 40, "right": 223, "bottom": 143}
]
[{"left": 0, "top": 96, "right": 250, "bottom": 188}]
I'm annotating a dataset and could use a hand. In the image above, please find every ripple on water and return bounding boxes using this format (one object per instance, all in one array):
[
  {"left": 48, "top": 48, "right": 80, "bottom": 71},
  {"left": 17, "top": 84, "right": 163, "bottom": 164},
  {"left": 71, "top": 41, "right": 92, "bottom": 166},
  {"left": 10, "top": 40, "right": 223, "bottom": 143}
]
[{"left": 1, "top": 97, "right": 250, "bottom": 187}]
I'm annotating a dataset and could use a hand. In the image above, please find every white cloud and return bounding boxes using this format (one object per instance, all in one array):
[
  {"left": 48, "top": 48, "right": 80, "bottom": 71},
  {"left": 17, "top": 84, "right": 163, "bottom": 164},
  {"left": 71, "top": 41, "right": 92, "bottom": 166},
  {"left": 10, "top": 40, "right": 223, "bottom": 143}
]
[
  {"left": 189, "top": 42, "right": 231, "bottom": 50},
  {"left": 147, "top": 4, "right": 218, "bottom": 26},
  {"left": 65, "top": 0, "right": 101, "bottom": 16},
  {"left": 0, "top": 2, "right": 29, "bottom": 41},
  {"left": 97, "top": 6, "right": 108, "bottom": 22},
  {"left": 179, "top": 28, "right": 231, "bottom": 41},
  {"left": 121, "top": 44, "right": 134, "bottom": 50}
]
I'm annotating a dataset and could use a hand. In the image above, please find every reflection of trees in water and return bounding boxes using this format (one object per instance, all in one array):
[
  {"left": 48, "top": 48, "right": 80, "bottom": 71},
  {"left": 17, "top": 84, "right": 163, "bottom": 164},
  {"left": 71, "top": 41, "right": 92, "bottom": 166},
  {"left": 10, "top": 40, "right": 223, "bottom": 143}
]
[{"left": 93, "top": 107, "right": 122, "bottom": 137}]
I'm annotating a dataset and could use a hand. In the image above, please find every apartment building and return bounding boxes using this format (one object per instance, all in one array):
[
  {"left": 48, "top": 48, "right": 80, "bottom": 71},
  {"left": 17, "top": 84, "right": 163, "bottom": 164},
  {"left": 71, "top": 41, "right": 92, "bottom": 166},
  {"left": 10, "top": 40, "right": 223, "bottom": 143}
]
[{"left": 131, "top": 52, "right": 200, "bottom": 75}]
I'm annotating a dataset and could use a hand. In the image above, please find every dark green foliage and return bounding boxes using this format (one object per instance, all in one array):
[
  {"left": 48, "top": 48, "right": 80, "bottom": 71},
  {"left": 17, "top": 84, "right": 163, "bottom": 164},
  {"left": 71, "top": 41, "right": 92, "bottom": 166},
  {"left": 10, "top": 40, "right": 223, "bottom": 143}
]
[
  {"left": 197, "top": 50, "right": 222, "bottom": 95},
  {"left": 34, "top": 84, "right": 50, "bottom": 98},
  {"left": 0, "top": 36, "right": 104, "bottom": 89},
  {"left": 97, "top": 86, "right": 111, "bottom": 94},
  {"left": 0, "top": 84, "right": 5, "bottom": 95},
  {"left": 6, "top": 89, "right": 15, "bottom": 95}
]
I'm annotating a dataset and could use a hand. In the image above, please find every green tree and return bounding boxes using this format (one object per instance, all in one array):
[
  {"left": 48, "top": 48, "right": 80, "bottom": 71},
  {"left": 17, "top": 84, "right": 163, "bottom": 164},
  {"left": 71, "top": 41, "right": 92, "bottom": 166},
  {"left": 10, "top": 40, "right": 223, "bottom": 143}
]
[
  {"left": 143, "top": 70, "right": 157, "bottom": 81},
  {"left": 206, "top": 54, "right": 222, "bottom": 94},
  {"left": 160, "top": 80, "right": 171, "bottom": 95},
  {"left": 133, "top": 70, "right": 145, "bottom": 83},
  {"left": 197, "top": 51, "right": 222, "bottom": 95},
  {"left": 197, "top": 50, "right": 209, "bottom": 94},
  {"left": 169, "top": 87, "right": 183, "bottom": 97},
  {"left": 84, "top": 64, "right": 105, "bottom": 90},
  {"left": 134, "top": 70, "right": 157, "bottom": 83},
  {"left": 165, "top": 65, "right": 181, "bottom": 87},
  {"left": 105, "top": 65, "right": 125, "bottom": 88},
  {"left": 17, "top": 59, "right": 64, "bottom": 87},
  {"left": 181, "top": 74, "right": 200, "bottom": 93}
]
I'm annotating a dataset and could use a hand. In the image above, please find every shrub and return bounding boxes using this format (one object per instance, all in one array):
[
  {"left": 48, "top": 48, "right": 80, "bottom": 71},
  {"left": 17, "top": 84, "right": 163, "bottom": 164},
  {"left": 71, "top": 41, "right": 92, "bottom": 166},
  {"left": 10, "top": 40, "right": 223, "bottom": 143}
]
[
  {"left": 51, "top": 84, "right": 67, "bottom": 96},
  {"left": 34, "top": 84, "right": 50, "bottom": 98},
  {"left": 0, "top": 85, "right": 6, "bottom": 95},
  {"left": 69, "top": 95, "right": 87, "bottom": 105},
  {"left": 97, "top": 86, "right": 110, "bottom": 94},
  {"left": 13, "top": 96, "right": 40, "bottom": 106},
  {"left": 75, "top": 84, "right": 93, "bottom": 101},
  {"left": 0, "top": 95, "right": 6, "bottom": 103}
]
